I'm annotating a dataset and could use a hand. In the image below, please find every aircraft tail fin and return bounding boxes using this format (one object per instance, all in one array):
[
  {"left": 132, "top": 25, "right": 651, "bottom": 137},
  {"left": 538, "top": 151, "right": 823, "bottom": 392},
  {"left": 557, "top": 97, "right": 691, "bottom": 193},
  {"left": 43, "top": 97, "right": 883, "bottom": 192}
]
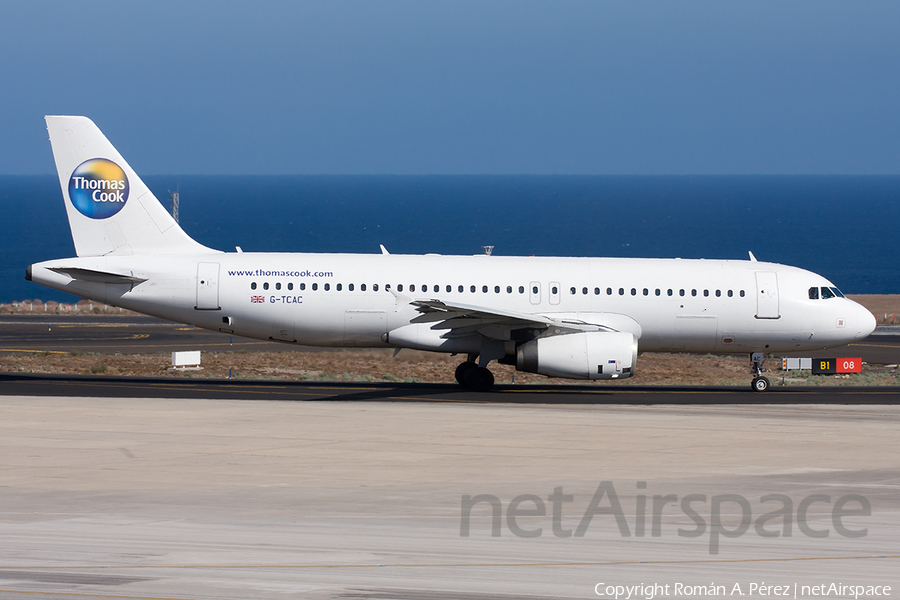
[{"left": 45, "top": 116, "right": 216, "bottom": 257}]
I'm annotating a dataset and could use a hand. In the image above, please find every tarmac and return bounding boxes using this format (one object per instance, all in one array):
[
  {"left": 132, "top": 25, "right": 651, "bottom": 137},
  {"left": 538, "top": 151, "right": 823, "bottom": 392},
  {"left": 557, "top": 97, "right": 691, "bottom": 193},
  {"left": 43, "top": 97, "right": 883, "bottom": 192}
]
[
  {"left": 0, "top": 395, "right": 898, "bottom": 599},
  {"left": 0, "top": 316, "right": 898, "bottom": 599}
]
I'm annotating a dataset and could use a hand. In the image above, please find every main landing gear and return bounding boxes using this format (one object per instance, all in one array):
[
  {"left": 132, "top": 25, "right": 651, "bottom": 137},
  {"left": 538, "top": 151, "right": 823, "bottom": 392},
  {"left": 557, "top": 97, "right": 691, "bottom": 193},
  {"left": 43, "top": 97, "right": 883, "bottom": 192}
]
[
  {"left": 455, "top": 358, "right": 495, "bottom": 392},
  {"left": 750, "top": 352, "right": 769, "bottom": 392}
]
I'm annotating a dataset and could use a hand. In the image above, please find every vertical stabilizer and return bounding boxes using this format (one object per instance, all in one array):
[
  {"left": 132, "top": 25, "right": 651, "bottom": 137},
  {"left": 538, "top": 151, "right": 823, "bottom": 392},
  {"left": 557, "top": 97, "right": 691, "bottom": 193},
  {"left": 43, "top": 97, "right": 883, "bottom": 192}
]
[{"left": 45, "top": 116, "right": 216, "bottom": 257}]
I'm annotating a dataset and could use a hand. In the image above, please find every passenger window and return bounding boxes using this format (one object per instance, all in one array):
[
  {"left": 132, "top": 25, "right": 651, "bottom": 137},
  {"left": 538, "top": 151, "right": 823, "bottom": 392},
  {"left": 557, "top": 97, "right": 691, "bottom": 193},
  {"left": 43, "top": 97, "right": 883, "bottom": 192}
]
[
  {"left": 349, "top": 283, "right": 354, "bottom": 291},
  {"left": 336, "top": 283, "right": 342, "bottom": 291},
  {"left": 703, "top": 289, "right": 708, "bottom": 297},
  {"left": 821, "top": 287, "right": 835, "bottom": 299},
  {"left": 384, "top": 284, "right": 390, "bottom": 290},
  {"left": 667, "top": 289, "right": 673, "bottom": 296},
  {"left": 263, "top": 282, "right": 269, "bottom": 290},
  {"left": 519, "top": 286, "right": 525, "bottom": 294},
  {"left": 435, "top": 285, "right": 440, "bottom": 293},
  {"left": 570, "top": 287, "right": 576, "bottom": 295},
  {"left": 809, "top": 287, "right": 819, "bottom": 300},
  {"left": 552, "top": 286, "right": 559, "bottom": 294},
  {"left": 288, "top": 283, "right": 293, "bottom": 291},
  {"left": 607, "top": 287, "right": 613, "bottom": 295},
  {"left": 655, "top": 289, "right": 660, "bottom": 296},
  {"left": 361, "top": 284, "right": 366, "bottom": 291},
  {"left": 642, "top": 288, "right": 648, "bottom": 296},
  {"left": 594, "top": 287, "right": 600, "bottom": 295},
  {"left": 325, "top": 283, "right": 331, "bottom": 291},
  {"left": 299, "top": 283, "right": 306, "bottom": 291},
  {"left": 276, "top": 282, "right": 282, "bottom": 290},
  {"left": 532, "top": 286, "right": 539, "bottom": 294},
  {"left": 619, "top": 288, "right": 625, "bottom": 295},
  {"left": 715, "top": 289, "right": 721, "bottom": 297},
  {"left": 458, "top": 285, "right": 464, "bottom": 293},
  {"left": 583, "top": 287, "right": 588, "bottom": 295},
  {"left": 631, "top": 288, "right": 637, "bottom": 296},
  {"left": 692, "top": 289, "right": 697, "bottom": 297},
  {"left": 422, "top": 285, "right": 427, "bottom": 292},
  {"left": 397, "top": 284, "right": 403, "bottom": 292},
  {"left": 740, "top": 290, "right": 745, "bottom": 297},
  {"left": 507, "top": 286, "right": 512, "bottom": 293},
  {"left": 483, "top": 285, "right": 488, "bottom": 293},
  {"left": 373, "top": 284, "right": 378, "bottom": 291},
  {"left": 471, "top": 285, "right": 476, "bottom": 293},
  {"left": 312, "top": 283, "right": 318, "bottom": 291},
  {"left": 410, "top": 284, "right": 415, "bottom": 292},
  {"left": 727, "top": 290, "right": 733, "bottom": 297},
  {"left": 495, "top": 285, "right": 500, "bottom": 293},
  {"left": 251, "top": 282, "right": 257, "bottom": 290},
  {"left": 679, "top": 289, "right": 685, "bottom": 296},
  {"left": 446, "top": 285, "right": 451, "bottom": 293}
]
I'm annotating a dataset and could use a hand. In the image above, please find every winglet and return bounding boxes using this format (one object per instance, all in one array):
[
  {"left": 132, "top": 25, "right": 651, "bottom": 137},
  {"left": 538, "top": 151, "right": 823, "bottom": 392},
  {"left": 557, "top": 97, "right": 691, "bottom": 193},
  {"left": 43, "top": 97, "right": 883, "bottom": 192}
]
[{"left": 748, "top": 251, "right": 757, "bottom": 262}]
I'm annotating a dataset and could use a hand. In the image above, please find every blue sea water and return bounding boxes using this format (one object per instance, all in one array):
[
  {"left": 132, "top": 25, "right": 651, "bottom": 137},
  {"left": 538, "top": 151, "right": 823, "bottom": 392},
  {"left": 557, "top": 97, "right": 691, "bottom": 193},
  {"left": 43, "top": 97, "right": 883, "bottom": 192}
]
[{"left": 1, "top": 175, "right": 898, "bottom": 303}]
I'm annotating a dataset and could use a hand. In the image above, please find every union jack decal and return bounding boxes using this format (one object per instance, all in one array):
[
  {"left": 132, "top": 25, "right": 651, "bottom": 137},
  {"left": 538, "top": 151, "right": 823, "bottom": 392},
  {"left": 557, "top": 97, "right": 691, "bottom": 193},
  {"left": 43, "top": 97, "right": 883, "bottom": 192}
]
[{"left": 251, "top": 296, "right": 265, "bottom": 303}]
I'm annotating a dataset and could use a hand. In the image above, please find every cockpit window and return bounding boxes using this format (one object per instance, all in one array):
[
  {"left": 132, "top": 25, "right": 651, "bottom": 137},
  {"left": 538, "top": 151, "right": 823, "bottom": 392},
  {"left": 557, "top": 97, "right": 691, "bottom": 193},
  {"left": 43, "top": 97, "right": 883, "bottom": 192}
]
[
  {"left": 809, "top": 287, "right": 819, "bottom": 300},
  {"left": 831, "top": 287, "right": 845, "bottom": 298},
  {"left": 820, "top": 286, "right": 835, "bottom": 299}
]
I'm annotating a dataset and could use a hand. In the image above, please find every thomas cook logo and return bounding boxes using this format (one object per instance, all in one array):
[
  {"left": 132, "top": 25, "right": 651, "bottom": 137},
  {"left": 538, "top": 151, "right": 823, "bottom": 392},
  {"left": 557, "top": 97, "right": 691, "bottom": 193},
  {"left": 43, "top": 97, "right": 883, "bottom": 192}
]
[{"left": 68, "top": 158, "right": 130, "bottom": 219}]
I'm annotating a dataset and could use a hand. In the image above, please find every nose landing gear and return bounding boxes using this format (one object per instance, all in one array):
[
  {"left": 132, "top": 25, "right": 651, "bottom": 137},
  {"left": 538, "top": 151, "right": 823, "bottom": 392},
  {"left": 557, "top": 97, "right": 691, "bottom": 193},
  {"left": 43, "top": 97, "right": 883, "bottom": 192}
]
[{"left": 750, "top": 352, "right": 770, "bottom": 392}]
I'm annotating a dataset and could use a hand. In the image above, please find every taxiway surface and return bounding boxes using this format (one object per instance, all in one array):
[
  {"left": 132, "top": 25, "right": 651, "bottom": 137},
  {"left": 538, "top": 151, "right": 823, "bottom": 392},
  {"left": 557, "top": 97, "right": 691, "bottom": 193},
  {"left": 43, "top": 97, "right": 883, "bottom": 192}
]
[
  {"left": 0, "top": 395, "right": 898, "bottom": 599},
  {"left": 2, "top": 372, "right": 900, "bottom": 404}
]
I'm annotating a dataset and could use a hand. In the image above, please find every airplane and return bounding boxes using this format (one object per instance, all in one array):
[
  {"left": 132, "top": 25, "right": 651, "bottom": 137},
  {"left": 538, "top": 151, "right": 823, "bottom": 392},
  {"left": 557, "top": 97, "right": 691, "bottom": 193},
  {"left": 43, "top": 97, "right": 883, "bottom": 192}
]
[{"left": 27, "top": 116, "right": 876, "bottom": 392}]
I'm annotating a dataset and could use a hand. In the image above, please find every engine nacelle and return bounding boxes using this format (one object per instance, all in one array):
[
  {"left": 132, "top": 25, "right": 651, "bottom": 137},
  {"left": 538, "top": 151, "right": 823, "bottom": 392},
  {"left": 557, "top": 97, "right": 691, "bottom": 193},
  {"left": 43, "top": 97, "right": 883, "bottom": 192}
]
[{"left": 516, "top": 331, "right": 637, "bottom": 380}]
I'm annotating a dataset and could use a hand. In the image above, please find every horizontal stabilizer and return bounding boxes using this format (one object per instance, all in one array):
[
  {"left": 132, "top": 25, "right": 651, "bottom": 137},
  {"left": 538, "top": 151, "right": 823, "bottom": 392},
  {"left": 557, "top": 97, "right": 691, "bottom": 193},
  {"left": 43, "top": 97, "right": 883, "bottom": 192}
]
[{"left": 48, "top": 267, "right": 147, "bottom": 285}]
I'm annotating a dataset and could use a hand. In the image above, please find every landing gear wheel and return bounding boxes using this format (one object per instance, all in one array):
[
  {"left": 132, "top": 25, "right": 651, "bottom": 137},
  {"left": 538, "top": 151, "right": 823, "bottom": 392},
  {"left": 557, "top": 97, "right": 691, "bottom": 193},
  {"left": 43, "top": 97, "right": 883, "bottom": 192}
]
[
  {"left": 455, "top": 361, "right": 477, "bottom": 386},
  {"left": 751, "top": 376, "right": 770, "bottom": 393},
  {"left": 749, "top": 352, "right": 769, "bottom": 393},
  {"left": 464, "top": 367, "right": 495, "bottom": 392}
]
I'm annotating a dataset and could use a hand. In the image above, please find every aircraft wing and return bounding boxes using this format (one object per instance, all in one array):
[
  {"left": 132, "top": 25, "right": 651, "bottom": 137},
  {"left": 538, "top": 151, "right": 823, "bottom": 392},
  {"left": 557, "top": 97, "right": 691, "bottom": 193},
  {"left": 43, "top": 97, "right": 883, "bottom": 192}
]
[
  {"left": 410, "top": 299, "right": 553, "bottom": 327},
  {"left": 407, "top": 298, "right": 625, "bottom": 340}
]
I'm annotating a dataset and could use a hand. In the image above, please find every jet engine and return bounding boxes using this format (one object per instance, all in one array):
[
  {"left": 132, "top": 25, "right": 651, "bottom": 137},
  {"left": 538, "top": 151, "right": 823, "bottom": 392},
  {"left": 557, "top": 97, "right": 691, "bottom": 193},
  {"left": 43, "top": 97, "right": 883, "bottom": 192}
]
[{"left": 516, "top": 331, "right": 637, "bottom": 380}]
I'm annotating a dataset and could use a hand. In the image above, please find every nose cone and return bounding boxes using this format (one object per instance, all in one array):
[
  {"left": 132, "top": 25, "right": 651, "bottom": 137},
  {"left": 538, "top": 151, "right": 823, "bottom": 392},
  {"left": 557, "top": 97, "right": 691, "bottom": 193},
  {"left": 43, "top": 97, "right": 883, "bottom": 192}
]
[{"left": 854, "top": 302, "right": 876, "bottom": 340}]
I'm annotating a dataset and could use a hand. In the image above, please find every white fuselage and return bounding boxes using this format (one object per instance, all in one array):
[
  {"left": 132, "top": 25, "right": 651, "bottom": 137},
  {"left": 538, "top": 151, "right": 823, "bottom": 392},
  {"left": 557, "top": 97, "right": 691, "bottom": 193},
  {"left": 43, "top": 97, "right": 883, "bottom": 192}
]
[{"left": 29, "top": 252, "right": 875, "bottom": 355}]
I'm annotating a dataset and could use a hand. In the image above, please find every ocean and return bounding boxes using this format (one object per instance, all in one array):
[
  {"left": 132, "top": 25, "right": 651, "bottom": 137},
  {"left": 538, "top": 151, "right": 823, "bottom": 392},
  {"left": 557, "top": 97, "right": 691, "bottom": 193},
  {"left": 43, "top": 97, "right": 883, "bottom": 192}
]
[{"left": 1, "top": 175, "right": 898, "bottom": 303}]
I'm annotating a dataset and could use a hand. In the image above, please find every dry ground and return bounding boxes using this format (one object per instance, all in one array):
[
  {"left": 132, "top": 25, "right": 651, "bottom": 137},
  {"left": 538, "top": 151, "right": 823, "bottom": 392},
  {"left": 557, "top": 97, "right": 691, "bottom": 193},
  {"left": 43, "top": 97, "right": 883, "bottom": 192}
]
[{"left": 3, "top": 348, "right": 899, "bottom": 387}]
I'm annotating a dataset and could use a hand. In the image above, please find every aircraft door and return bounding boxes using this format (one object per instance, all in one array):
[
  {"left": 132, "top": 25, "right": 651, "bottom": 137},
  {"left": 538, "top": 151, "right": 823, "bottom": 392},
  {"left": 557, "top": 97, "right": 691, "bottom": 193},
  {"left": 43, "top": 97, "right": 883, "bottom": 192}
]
[
  {"left": 755, "top": 271, "right": 780, "bottom": 319},
  {"left": 196, "top": 262, "right": 220, "bottom": 310},
  {"left": 549, "top": 281, "right": 561, "bottom": 305},
  {"left": 529, "top": 281, "right": 541, "bottom": 305}
]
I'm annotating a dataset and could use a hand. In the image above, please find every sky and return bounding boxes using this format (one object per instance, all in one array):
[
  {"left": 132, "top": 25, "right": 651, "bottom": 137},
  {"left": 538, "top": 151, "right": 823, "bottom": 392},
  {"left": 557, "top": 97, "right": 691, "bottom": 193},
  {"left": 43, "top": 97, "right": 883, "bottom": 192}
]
[{"left": 1, "top": 1, "right": 899, "bottom": 175}]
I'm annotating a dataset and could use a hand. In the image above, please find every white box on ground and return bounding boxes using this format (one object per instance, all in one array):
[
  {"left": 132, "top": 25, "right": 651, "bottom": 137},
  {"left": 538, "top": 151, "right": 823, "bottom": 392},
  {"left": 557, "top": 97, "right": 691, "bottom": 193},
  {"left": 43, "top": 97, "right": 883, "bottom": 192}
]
[
  {"left": 782, "top": 357, "right": 813, "bottom": 370},
  {"left": 172, "top": 351, "right": 201, "bottom": 368}
]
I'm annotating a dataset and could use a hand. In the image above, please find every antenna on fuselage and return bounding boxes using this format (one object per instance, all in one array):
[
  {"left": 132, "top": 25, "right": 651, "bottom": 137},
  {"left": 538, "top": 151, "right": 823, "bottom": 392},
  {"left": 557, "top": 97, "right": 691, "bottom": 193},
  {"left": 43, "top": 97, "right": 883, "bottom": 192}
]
[
  {"left": 748, "top": 251, "right": 757, "bottom": 262},
  {"left": 483, "top": 245, "right": 494, "bottom": 256}
]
